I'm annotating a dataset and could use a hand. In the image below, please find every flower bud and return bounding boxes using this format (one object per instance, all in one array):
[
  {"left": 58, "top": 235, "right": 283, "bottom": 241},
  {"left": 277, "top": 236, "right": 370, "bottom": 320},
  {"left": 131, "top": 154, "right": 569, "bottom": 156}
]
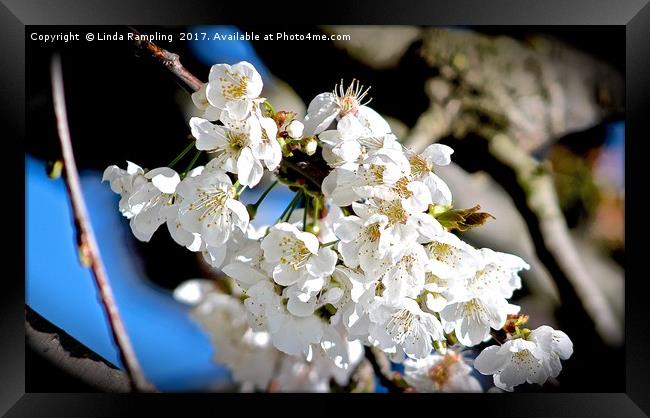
[
  {"left": 286, "top": 120, "right": 304, "bottom": 139},
  {"left": 46, "top": 159, "right": 63, "bottom": 179},
  {"left": 301, "top": 136, "right": 318, "bottom": 156}
]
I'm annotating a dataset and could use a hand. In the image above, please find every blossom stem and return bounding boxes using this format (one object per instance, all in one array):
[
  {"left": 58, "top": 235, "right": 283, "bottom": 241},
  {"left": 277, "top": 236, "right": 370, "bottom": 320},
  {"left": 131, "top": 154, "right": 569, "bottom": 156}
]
[
  {"left": 321, "top": 240, "right": 340, "bottom": 247},
  {"left": 252, "top": 179, "right": 278, "bottom": 208},
  {"left": 167, "top": 140, "right": 196, "bottom": 168},
  {"left": 303, "top": 195, "right": 310, "bottom": 231},
  {"left": 277, "top": 189, "right": 303, "bottom": 224},
  {"left": 311, "top": 197, "right": 320, "bottom": 230},
  {"left": 283, "top": 190, "right": 304, "bottom": 222},
  {"left": 181, "top": 150, "right": 202, "bottom": 178}
]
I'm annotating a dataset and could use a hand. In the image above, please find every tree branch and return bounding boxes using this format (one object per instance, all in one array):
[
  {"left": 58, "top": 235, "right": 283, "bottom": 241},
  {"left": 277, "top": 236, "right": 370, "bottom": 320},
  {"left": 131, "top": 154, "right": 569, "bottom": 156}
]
[
  {"left": 128, "top": 27, "right": 203, "bottom": 93},
  {"left": 486, "top": 133, "right": 622, "bottom": 346},
  {"left": 51, "top": 54, "right": 156, "bottom": 392},
  {"left": 363, "top": 346, "right": 406, "bottom": 393}
]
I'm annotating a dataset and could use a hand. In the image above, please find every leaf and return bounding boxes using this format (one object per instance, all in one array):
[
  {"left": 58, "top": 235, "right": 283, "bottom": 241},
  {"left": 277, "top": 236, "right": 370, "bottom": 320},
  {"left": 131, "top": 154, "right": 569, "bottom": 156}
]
[{"left": 431, "top": 204, "right": 495, "bottom": 232}]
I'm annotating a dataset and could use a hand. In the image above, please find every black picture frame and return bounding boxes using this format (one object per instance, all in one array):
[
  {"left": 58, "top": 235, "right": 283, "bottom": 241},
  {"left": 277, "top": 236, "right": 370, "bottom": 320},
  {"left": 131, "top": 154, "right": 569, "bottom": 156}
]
[{"left": 5, "top": 0, "right": 650, "bottom": 416}]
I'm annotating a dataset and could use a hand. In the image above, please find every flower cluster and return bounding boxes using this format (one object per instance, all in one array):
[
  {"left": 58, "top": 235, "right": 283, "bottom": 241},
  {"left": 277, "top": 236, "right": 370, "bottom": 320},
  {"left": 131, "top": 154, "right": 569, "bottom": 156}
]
[{"left": 104, "top": 61, "right": 573, "bottom": 392}]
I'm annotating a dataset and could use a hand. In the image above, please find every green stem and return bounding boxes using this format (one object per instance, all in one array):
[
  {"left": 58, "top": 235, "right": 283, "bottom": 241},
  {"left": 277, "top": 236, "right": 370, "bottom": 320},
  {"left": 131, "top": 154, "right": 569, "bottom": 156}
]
[
  {"left": 284, "top": 190, "right": 304, "bottom": 223},
  {"left": 253, "top": 180, "right": 278, "bottom": 208},
  {"left": 321, "top": 240, "right": 340, "bottom": 247},
  {"left": 277, "top": 189, "right": 303, "bottom": 224},
  {"left": 262, "top": 100, "right": 276, "bottom": 116},
  {"left": 311, "top": 197, "right": 320, "bottom": 228},
  {"left": 168, "top": 140, "right": 196, "bottom": 168},
  {"left": 181, "top": 150, "right": 202, "bottom": 178},
  {"left": 303, "top": 195, "right": 310, "bottom": 231}
]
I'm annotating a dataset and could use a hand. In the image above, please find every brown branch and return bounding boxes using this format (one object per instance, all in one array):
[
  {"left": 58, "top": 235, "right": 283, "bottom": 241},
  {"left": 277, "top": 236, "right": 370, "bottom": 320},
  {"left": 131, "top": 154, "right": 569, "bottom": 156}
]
[
  {"left": 363, "top": 346, "right": 406, "bottom": 393},
  {"left": 26, "top": 306, "right": 131, "bottom": 392},
  {"left": 128, "top": 27, "right": 203, "bottom": 93},
  {"left": 51, "top": 54, "right": 156, "bottom": 393},
  {"left": 487, "top": 133, "right": 622, "bottom": 346}
]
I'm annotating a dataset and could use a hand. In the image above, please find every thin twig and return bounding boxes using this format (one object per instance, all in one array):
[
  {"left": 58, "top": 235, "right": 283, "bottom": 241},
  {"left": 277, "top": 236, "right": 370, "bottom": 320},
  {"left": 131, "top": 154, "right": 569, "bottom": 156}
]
[
  {"left": 128, "top": 27, "right": 203, "bottom": 93},
  {"left": 51, "top": 54, "right": 156, "bottom": 393}
]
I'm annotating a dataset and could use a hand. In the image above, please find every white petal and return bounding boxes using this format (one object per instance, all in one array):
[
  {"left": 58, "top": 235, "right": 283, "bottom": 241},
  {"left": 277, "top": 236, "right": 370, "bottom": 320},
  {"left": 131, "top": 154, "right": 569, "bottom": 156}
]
[
  {"left": 272, "top": 263, "right": 301, "bottom": 286},
  {"left": 422, "top": 143, "right": 454, "bottom": 166},
  {"left": 303, "top": 93, "right": 338, "bottom": 136},
  {"left": 337, "top": 114, "right": 365, "bottom": 140},
  {"left": 236, "top": 147, "right": 263, "bottom": 187},
  {"left": 474, "top": 345, "right": 507, "bottom": 375},
  {"left": 146, "top": 168, "right": 180, "bottom": 194},
  {"left": 223, "top": 262, "right": 266, "bottom": 287},
  {"left": 225, "top": 198, "right": 250, "bottom": 231},
  {"left": 225, "top": 100, "right": 252, "bottom": 120},
  {"left": 190, "top": 117, "right": 226, "bottom": 151},
  {"left": 305, "top": 247, "right": 337, "bottom": 278},
  {"left": 356, "top": 106, "right": 391, "bottom": 136}
]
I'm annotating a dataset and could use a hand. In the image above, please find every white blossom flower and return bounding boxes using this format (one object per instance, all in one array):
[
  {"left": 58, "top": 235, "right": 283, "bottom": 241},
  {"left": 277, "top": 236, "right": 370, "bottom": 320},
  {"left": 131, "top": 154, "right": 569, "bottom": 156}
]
[
  {"left": 328, "top": 266, "right": 377, "bottom": 338},
  {"left": 319, "top": 119, "right": 402, "bottom": 169},
  {"left": 219, "top": 227, "right": 271, "bottom": 287},
  {"left": 244, "top": 280, "right": 324, "bottom": 356},
  {"left": 403, "top": 351, "right": 483, "bottom": 393},
  {"left": 529, "top": 325, "right": 574, "bottom": 382},
  {"left": 368, "top": 297, "right": 445, "bottom": 360},
  {"left": 474, "top": 326, "right": 573, "bottom": 391},
  {"left": 205, "top": 61, "right": 263, "bottom": 120},
  {"left": 439, "top": 294, "right": 520, "bottom": 348},
  {"left": 322, "top": 149, "right": 413, "bottom": 206},
  {"left": 261, "top": 223, "right": 337, "bottom": 288},
  {"left": 439, "top": 247, "right": 527, "bottom": 347},
  {"left": 334, "top": 200, "right": 441, "bottom": 278},
  {"left": 103, "top": 163, "right": 181, "bottom": 242},
  {"left": 407, "top": 143, "right": 454, "bottom": 205},
  {"left": 250, "top": 112, "right": 282, "bottom": 172},
  {"left": 163, "top": 166, "right": 204, "bottom": 251},
  {"left": 380, "top": 242, "right": 429, "bottom": 303},
  {"left": 421, "top": 232, "right": 483, "bottom": 312},
  {"left": 177, "top": 168, "right": 249, "bottom": 247},
  {"left": 475, "top": 248, "right": 530, "bottom": 299},
  {"left": 303, "top": 79, "right": 390, "bottom": 137},
  {"left": 102, "top": 161, "right": 148, "bottom": 218},
  {"left": 200, "top": 224, "right": 261, "bottom": 270},
  {"left": 189, "top": 115, "right": 264, "bottom": 187}
]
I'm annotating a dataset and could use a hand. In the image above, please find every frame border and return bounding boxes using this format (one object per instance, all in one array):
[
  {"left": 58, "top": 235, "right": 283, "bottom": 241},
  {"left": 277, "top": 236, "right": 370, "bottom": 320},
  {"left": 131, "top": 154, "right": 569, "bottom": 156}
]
[{"left": 6, "top": 0, "right": 649, "bottom": 416}]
